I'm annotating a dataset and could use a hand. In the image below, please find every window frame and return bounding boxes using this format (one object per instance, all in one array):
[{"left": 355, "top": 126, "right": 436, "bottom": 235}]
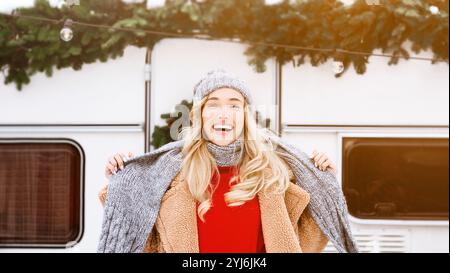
[
  {"left": 338, "top": 132, "right": 449, "bottom": 227},
  {"left": 0, "top": 138, "right": 85, "bottom": 248}
]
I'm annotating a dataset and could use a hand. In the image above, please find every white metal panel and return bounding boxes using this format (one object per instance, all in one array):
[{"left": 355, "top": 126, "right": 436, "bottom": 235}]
[
  {"left": 0, "top": 46, "right": 146, "bottom": 125},
  {"left": 324, "top": 225, "right": 449, "bottom": 253},
  {"left": 281, "top": 46, "right": 449, "bottom": 126},
  {"left": 323, "top": 230, "right": 411, "bottom": 253},
  {"left": 150, "top": 38, "right": 277, "bottom": 141},
  {"left": 410, "top": 226, "right": 449, "bottom": 253},
  {"left": 281, "top": 131, "right": 339, "bottom": 174}
]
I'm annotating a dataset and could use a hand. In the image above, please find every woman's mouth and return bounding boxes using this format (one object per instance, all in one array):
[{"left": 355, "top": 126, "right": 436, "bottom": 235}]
[{"left": 212, "top": 124, "right": 234, "bottom": 137}]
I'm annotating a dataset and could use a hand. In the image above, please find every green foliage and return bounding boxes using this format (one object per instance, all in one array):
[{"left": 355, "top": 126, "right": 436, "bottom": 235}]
[{"left": 0, "top": 0, "right": 448, "bottom": 90}]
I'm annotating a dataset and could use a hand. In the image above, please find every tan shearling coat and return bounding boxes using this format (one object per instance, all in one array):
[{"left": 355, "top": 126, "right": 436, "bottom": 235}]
[{"left": 99, "top": 171, "right": 329, "bottom": 253}]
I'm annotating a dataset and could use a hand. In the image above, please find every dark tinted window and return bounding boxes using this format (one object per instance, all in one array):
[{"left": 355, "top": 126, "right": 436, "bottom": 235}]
[
  {"left": 0, "top": 141, "right": 83, "bottom": 246},
  {"left": 343, "top": 137, "right": 448, "bottom": 220}
]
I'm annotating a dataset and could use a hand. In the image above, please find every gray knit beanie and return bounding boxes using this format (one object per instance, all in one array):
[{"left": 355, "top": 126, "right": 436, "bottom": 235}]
[{"left": 193, "top": 69, "right": 253, "bottom": 105}]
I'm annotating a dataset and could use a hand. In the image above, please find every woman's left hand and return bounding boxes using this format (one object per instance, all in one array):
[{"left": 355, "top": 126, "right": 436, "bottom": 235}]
[{"left": 310, "top": 150, "right": 338, "bottom": 175}]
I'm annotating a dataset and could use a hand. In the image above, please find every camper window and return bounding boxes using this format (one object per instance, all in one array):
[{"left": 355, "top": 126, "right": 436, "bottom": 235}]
[
  {"left": 0, "top": 141, "right": 83, "bottom": 247},
  {"left": 342, "top": 137, "right": 449, "bottom": 221}
]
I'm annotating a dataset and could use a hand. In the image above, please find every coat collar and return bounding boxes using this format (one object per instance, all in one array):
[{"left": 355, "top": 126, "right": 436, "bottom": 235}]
[{"left": 155, "top": 173, "right": 311, "bottom": 253}]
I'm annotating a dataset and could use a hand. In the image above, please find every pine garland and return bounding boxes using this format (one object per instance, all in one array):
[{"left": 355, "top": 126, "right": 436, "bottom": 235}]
[{"left": 0, "top": 0, "right": 448, "bottom": 90}]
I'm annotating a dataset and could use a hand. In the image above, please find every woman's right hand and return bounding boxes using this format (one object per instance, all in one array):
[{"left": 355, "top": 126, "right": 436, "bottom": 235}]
[{"left": 105, "top": 152, "right": 134, "bottom": 178}]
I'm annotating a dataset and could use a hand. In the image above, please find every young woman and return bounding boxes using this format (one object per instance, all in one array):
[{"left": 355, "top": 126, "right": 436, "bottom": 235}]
[{"left": 98, "top": 69, "right": 357, "bottom": 253}]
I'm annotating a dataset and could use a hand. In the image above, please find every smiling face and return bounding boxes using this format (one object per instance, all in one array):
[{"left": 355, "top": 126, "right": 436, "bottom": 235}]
[{"left": 201, "top": 88, "right": 245, "bottom": 146}]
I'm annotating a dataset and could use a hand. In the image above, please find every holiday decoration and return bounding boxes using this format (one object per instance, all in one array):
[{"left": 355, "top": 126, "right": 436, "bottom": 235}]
[
  {"left": 332, "top": 60, "right": 345, "bottom": 74},
  {"left": 0, "top": 0, "right": 448, "bottom": 90},
  {"left": 60, "top": 19, "right": 74, "bottom": 41}
]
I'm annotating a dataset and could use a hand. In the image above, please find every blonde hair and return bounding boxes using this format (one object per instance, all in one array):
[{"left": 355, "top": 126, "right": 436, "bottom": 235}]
[{"left": 179, "top": 96, "right": 292, "bottom": 222}]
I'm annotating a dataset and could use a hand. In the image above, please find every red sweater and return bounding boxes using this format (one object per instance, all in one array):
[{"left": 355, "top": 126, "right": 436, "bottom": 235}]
[{"left": 196, "top": 165, "right": 266, "bottom": 253}]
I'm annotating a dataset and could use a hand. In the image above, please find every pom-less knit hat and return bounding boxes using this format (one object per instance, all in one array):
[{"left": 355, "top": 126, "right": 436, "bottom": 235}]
[{"left": 193, "top": 69, "right": 253, "bottom": 105}]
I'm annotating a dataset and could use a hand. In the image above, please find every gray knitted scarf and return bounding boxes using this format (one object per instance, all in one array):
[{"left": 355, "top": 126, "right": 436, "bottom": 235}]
[{"left": 98, "top": 135, "right": 358, "bottom": 253}]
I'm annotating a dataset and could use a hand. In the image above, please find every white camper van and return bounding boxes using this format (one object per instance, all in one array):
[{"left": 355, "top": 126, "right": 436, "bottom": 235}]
[{"left": 0, "top": 38, "right": 448, "bottom": 253}]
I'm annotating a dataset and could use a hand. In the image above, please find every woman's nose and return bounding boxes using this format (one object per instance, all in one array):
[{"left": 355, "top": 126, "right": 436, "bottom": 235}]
[{"left": 217, "top": 106, "right": 232, "bottom": 119}]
